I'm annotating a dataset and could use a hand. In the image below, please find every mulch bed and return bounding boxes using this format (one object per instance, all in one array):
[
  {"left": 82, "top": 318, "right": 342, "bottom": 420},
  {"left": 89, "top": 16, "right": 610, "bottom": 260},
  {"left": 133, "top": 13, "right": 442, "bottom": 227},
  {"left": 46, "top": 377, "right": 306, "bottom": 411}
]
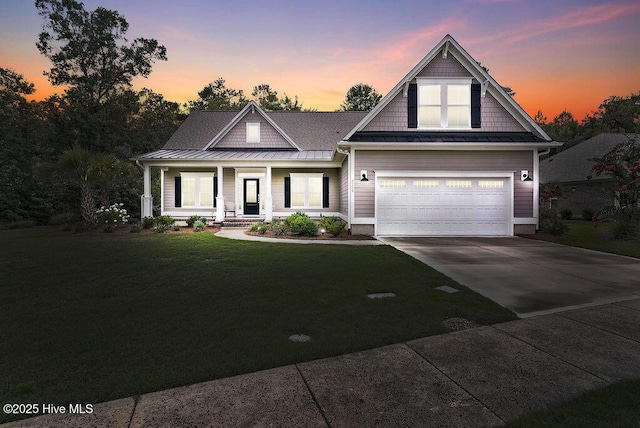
[{"left": 245, "top": 229, "right": 376, "bottom": 241}]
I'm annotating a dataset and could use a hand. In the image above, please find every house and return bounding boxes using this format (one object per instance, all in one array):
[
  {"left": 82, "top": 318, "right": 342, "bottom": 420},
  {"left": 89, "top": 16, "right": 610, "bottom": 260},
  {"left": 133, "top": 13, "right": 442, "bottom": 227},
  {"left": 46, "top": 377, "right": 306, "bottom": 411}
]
[
  {"left": 133, "top": 35, "right": 559, "bottom": 236},
  {"left": 539, "top": 133, "right": 639, "bottom": 216}
]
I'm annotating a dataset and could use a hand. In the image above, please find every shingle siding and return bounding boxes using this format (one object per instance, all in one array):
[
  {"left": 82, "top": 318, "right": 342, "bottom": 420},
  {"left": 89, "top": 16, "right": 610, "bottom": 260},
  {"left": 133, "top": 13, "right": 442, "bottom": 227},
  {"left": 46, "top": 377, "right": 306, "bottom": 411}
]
[
  {"left": 215, "top": 119, "right": 294, "bottom": 149},
  {"left": 353, "top": 150, "right": 534, "bottom": 217},
  {"left": 362, "top": 52, "right": 525, "bottom": 133}
]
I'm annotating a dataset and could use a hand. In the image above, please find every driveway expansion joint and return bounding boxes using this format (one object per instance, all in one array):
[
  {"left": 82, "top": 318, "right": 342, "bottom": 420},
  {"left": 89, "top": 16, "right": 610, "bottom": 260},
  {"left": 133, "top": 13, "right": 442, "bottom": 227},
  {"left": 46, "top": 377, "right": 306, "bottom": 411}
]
[
  {"left": 555, "top": 310, "right": 640, "bottom": 345},
  {"left": 401, "top": 342, "right": 505, "bottom": 425},
  {"left": 489, "top": 322, "right": 609, "bottom": 384},
  {"left": 294, "top": 364, "right": 331, "bottom": 428}
]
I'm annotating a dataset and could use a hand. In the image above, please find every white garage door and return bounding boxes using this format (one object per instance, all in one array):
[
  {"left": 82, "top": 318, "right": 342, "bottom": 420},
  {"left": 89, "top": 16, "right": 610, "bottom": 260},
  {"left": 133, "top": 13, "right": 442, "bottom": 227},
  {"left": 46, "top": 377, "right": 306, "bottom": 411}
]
[{"left": 376, "top": 177, "right": 510, "bottom": 236}]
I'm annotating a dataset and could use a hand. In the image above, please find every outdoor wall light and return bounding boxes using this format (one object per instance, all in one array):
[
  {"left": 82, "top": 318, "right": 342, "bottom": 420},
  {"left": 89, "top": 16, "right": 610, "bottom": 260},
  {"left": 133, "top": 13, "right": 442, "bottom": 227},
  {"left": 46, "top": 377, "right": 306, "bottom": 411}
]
[
  {"left": 521, "top": 170, "right": 532, "bottom": 182},
  {"left": 360, "top": 170, "right": 369, "bottom": 181}
]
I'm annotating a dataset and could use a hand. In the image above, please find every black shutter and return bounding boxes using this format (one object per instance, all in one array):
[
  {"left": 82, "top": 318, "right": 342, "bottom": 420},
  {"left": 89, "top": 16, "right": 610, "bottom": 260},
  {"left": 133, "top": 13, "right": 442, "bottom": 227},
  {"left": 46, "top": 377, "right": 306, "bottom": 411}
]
[
  {"left": 471, "top": 83, "right": 481, "bottom": 128},
  {"left": 322, "top": 177, "right": 329, "bottom": 208},
  {"left": 174, "top": 176, "right": 181, "bottom": 207},
  {"left": 213, "top": 176, "right": 218, "bottom": 208},
  {"left": 407, "top": 83, "right": 418, "bottom": 128},
  {"left": 284, "top": 176, "right": 291, "bottom": 208}
]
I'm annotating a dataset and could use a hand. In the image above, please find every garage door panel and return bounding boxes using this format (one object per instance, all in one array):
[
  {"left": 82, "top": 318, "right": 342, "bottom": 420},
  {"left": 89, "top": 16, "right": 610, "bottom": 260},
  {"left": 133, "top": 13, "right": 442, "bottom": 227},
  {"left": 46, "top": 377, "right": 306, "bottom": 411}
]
[{"left": 377, "top": 177, "right": 510, "bottom": 236}]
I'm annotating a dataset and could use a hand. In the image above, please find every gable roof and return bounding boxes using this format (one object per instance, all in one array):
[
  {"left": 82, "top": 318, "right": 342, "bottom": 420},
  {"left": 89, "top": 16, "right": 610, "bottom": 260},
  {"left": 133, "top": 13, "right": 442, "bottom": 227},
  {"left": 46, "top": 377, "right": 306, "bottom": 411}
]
[
  {"left": 203, "top": 101, "right": 301, "bottom": 151},
  {"left": 539, "top": 133, "right": 639, "bottom": 183},
  {"left": 161, "top": 105, "right": 367, "bottom": 152},
  {"left": 343, "top": 34, "right": 552, "bottom": 142}
]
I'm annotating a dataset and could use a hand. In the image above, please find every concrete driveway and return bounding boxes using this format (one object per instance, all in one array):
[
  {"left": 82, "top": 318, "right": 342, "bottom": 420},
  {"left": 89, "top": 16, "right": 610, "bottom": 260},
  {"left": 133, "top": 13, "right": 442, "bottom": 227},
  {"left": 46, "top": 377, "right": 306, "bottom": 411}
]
[{"left": 379, "top": 237, "right": 640, "bottom": 317}]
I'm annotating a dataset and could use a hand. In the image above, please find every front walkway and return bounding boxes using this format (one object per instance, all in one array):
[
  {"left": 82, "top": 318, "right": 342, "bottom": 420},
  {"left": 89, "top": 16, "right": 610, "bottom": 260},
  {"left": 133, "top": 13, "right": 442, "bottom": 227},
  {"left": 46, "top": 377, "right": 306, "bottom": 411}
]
[{"left": 5, "top": 299, "right": 640, "bottom": 427}]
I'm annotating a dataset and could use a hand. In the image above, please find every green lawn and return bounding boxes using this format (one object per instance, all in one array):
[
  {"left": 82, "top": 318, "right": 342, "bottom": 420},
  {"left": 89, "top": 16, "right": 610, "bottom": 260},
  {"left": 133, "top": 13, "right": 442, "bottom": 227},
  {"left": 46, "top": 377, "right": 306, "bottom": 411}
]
[
  {"left": 526, "top": 220, "right": 640, "bottom": 258},
  {"left": 505, "top": 379, "right": 640, "bottom": 428},
  {"left": 0, "top": 227, "right": 515, "bottom": 423}
]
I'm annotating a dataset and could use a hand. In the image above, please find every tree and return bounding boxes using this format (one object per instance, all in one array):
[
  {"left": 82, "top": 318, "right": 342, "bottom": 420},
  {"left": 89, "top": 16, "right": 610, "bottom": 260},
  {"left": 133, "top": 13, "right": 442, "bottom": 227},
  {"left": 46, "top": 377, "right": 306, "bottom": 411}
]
[
  {"left": 588, "top": 135, "right": 640, "bottom": 238},
  {"left": 35, "top": 0, "right": 167, "bottom": 106},
  {"left": 582, "top": 92, "right": 640, "bottom": 135},
  {"left": 188, "top": 78, "right": 248, "bottom": 111},
  {"left": 340, "top": 83, "right": 382, "bottom": 111},
  {"left": 533, "top": 110, "right": 547, "bottom": 126},
  {"left": 252, "top": 83, "right": 302, "bottom": 111}
]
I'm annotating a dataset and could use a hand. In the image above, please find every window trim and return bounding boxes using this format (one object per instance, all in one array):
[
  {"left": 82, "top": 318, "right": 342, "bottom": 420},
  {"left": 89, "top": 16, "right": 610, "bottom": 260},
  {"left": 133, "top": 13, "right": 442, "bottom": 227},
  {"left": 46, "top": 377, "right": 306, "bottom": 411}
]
[
  {"left": 290, "top": 173, "right": 323, "bottom": 209},
  {"left": 416, "top": 78, "right": 472, "bottom": 129},
  {"left": 180, "top": 172, "right": 214, "bottom": 208},
  {"left": 246, "top": 122, "right": 260, "bottom": 143}
]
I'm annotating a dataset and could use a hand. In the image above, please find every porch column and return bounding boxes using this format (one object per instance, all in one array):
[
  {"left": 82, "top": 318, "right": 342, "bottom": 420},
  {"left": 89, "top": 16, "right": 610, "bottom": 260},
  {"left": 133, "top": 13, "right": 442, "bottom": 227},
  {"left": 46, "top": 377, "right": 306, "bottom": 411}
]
[
  {"left": 265, "top": 165, "right": 273, "bottom": 222},
  {"left": 216, "top": 165, "right": 225, "bottom": 222},
  {"left": 141, "top": 164, "right": 153, "bottom": 218}
]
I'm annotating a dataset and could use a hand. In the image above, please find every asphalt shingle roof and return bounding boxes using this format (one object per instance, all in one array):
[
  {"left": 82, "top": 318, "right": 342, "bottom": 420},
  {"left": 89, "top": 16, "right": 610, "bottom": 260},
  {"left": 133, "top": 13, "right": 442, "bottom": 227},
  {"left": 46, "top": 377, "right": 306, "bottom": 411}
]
[
  {"left": 161, "top": 110, "right": 367, "bottom": 152},
  {"left": 539, "top": 133, "right": 639, "bottom": 183}
]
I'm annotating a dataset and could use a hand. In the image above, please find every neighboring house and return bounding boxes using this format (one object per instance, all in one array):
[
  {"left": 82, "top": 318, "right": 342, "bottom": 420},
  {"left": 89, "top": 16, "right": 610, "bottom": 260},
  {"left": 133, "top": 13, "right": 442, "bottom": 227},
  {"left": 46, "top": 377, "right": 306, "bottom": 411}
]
[
  {"left": 133, "top": 35, "right": 559, "bottom": 236},
  {"left": 539, "top": 133, "right": 639, "bottom": 216}
]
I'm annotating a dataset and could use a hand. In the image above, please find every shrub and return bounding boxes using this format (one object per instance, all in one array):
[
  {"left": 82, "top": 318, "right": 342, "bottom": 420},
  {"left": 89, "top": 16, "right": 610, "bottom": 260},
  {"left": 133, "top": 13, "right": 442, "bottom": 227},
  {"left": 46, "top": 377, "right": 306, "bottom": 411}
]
[
  {"left": 154, "top": 215, "right": 175, "bottom": 228},
  {"left": 249, "top": 222, "right": 267, "bottom": 234},
  {"left": 142, "top": 216, "right": 154, "bottom": 229},
  {"left": 172, "top": 224, "right": 181, "bottom": 231},
  {"left": 186, "top": 215, "right": 207, "bottom": 227},
  {"left": 539, "top": 207, "right": 564, "bottom": 235},
  {"left": 560, "top": 209, "right": 573, "bottom": 220},
  {"left": 152, "top": 215, "right": 174, "bottom": 233},
  {"left": 269, "top": 219, "right": 287, "bottom": 235},
  {"left": 193, "top": 220, "right": 205, "bottom": 232},
  {"left": 0, "top": 220, "right": 37, "bottom": 230},
  {"left": 581, "top": 208, "right": 595, "bottom": 222},
  {"left": 612, "top": 222, "right": 639, "bottom": 240},
  {"left": 320, "top": 216, "right": 346, "bottom": 237},
  {"left": 129, "top": 222, "right": 142, "bottom": 233},
  {"left": 285, "top": 212, "right": 318, "bottom": 236},
  {"left": 96, "top": 203, "right": 130, "bottom": 232}
]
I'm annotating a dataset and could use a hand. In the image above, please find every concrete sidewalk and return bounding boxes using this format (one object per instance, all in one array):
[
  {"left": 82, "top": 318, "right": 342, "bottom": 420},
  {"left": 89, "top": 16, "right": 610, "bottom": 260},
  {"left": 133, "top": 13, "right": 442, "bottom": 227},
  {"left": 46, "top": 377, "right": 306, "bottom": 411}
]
[{"left": 5, "top": 299, "right": 640, "bottom": 427}]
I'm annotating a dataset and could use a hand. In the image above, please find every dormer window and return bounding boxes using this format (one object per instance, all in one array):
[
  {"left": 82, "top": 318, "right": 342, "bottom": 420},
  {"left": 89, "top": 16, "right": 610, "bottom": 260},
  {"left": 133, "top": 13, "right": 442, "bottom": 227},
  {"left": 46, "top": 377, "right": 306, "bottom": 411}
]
[
  {"left": 246, "top": 122, "right": 260, "bottom": 143},
  {"left": 417, "top": 78, "right": 471, "bottom": 129}
]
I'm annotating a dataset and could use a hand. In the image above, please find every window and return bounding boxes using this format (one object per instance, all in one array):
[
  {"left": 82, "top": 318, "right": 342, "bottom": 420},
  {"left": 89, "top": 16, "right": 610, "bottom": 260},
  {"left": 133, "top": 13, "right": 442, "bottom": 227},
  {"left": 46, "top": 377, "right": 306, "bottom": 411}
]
[
  {"left": 246, "top": 122, "right": 260, "bottom": 143},
  {"left": 446, "top": 180, "right": 472, "bottom": 188},
  {"left": 379, "top": 180, "right": 406, "bottom": 188},
  {"left": 181, "top": 173, "right": 214, "bottom": 207},
  {"left": 417, "top": 78, "right": 471, "bottom": 129},
  {"left": 290, "top": 173, "right": 323, "bottom": 208}
]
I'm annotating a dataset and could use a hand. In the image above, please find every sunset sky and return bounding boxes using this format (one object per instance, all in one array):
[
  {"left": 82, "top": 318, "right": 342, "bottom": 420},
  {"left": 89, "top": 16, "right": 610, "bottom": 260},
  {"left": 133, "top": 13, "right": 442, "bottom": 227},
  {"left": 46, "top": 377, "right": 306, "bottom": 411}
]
[{"left": 1, "top": 0, "right": 639, "bottom": 121}]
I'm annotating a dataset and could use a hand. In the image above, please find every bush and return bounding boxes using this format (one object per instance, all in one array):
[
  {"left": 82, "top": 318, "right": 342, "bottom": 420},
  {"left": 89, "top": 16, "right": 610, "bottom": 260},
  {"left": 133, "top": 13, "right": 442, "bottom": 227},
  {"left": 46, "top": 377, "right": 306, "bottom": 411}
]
[
  {"left": 269, "top": 219, "right": 287, "bottom": 235},
  {"left": 539, "top": 207, "right": 565, "bottom": 235},
  {"left": 320, "top": 216, "right": 346, "bottom": 237},
  {"left": 171, "top": 224, "right": 181, "bottom": 231},
  {"left": 284, "top": 212, "right": 318, "bottom": 236},
  {"left": 560, "top": 209, "right": 573, "bottom": 220},
  {"left": 612, "top": 222, "right": 639, "bottom": 240},
  {"left": 582, "top": 208, "right": 595, "bottom": 222},
  {"left": 129, "top": 222, "right": 142, "bottom": 233},
  {"left": 0, "top": 220, "right": 37, "bottom": 230},
  {"left": 249, "top": 222, "right": 267, "bottom": 234},
  {"left": 186, "top": 215, "right": 207, "bottom": 227},
  {"left": 96, "top": 203, "right": 130, "bottom": 232},
  {"left": 142, "top": 216, "right": 154, "bottom": 229},
  {"left": 193, "top": 220, "right": 205, "bottom": 232},
  {"left": 152, "top": 215, "right": 174, "bottom": 233}
]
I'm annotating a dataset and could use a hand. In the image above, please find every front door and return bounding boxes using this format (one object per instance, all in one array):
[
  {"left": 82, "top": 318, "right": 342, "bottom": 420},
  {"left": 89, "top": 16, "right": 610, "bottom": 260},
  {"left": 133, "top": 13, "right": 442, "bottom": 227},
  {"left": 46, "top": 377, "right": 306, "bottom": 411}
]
[{"left": 244, "top": 179, "right": 260, "bottom": 215}]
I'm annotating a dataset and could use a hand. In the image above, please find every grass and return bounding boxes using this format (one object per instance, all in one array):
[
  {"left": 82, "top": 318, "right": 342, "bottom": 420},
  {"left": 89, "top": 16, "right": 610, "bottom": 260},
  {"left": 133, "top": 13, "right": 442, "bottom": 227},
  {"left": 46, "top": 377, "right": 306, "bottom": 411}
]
[
  {"left": 505, "top": 379, "right": 640, "bottom": 427},
  {"left": 0, "top": 227, "right": 516, "bottom": 423},
  {"left": 527, "top": 220, "right": 640, "bottom": 258}
]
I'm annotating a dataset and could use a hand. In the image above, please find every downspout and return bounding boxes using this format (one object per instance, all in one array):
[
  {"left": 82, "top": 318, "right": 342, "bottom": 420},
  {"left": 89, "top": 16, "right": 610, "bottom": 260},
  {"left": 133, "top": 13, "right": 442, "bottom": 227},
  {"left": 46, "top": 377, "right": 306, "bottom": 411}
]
[
  {"left": 336, "top": 146, "right": 351, "bottom": 231},
  {"left": 135, "top": 160, "right": 144, "bottom": 170},
  {"left": 533, "top": 148, "right": 551, "bottom": 231},
  {"left": 538, "top": 149, "right": 551, "bottom": 157}
]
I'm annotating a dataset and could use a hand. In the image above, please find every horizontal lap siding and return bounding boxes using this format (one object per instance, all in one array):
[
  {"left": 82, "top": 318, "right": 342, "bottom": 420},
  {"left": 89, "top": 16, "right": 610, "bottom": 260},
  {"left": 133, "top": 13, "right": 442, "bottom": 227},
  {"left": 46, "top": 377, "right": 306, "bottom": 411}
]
[
  {"left": 163, "top": 168, "right": 233, "bottom": 213},
  {"left": 272, "top": 168, "right": 340, "bottom": 213},
  {"left": 353, "top": 151, "right": 533, "bottom": 217},
  {"left": 340, "top": 159, "right": 348, "bottom": 215}
]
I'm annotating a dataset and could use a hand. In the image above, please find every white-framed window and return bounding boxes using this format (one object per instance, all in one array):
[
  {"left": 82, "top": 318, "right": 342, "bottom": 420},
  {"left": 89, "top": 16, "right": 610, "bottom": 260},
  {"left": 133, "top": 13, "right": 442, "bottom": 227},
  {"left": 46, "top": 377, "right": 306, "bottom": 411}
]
[
  {"left": 181, "top": 173, "right": 214, "bottom": 208},
  {"left": 290, "top": 173, "right": 323, "bottom": 208},
  {"left": 246, "top": 122, "right": 260, "bottom": 143},
  {"left": 417, "top": 78, "right": 471, "bottom": 129}
]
